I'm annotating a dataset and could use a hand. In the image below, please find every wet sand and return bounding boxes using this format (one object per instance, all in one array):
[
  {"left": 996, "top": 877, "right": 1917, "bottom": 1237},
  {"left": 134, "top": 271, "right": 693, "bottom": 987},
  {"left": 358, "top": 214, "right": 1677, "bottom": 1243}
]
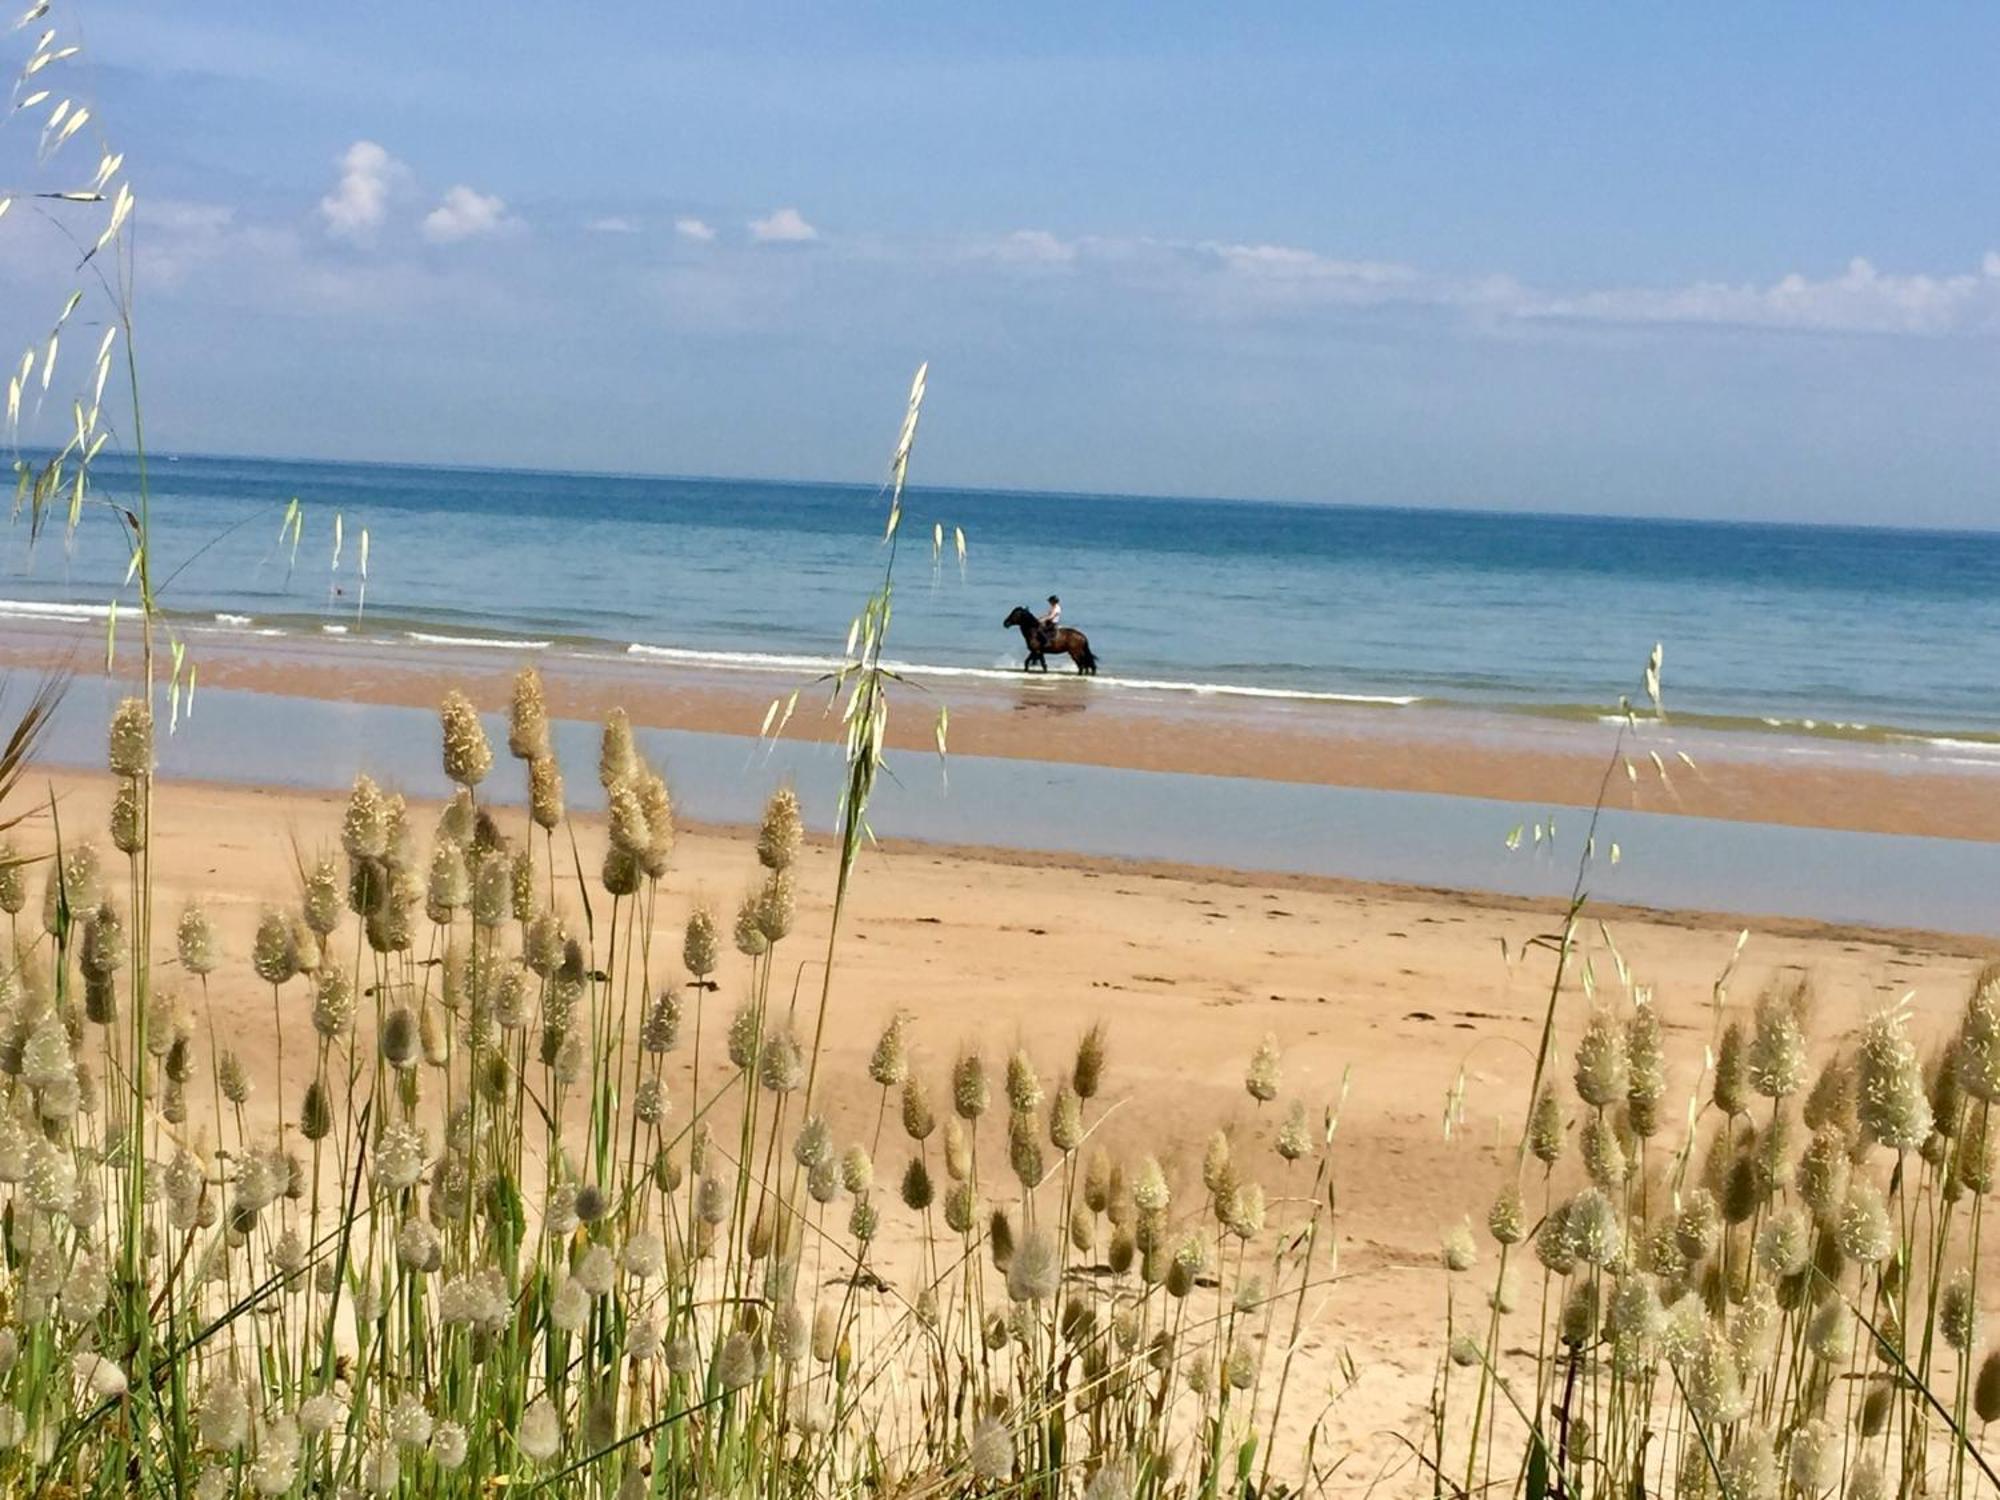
[{"left": 2, "top": 618, "right": 1998, "bottom": 841}]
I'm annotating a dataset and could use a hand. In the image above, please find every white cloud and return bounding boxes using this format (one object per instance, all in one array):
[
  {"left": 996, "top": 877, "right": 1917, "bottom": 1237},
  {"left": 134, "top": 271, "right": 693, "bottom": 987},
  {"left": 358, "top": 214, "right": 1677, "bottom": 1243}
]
[
  {"left": 586, "top": 215, "right": 639, "bottom": 235},
  {"left": 675, "top": 216, "right": 717, "bottom": 243},
  {"left": 1534, "top": 255, "right": 2000, "bottom": 336},
  {"left": 422, "top": 185, "right": 514, "bottom": 245},
  {"left": 974, "top": 229, "right": 1077, "bottom": 265},
  {"left": 318, "top": 140, "right": 407, "bottom": 243},
  {"left": 748, "top": 207, "right": 818, "bottom": 244}
]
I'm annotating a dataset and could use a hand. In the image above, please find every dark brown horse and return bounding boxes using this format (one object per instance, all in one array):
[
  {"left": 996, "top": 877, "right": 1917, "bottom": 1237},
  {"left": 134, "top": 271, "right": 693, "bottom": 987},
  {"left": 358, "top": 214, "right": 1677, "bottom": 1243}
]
[{"left": 1004, "top": 606, "right": 1098, "bottom": 674}]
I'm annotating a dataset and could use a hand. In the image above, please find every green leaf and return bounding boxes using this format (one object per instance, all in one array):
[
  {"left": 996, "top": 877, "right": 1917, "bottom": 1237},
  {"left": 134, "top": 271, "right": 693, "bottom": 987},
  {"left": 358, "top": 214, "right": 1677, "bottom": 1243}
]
[{"left": 1526, "top": 1435, "right": 1548, "bottom": 1500}]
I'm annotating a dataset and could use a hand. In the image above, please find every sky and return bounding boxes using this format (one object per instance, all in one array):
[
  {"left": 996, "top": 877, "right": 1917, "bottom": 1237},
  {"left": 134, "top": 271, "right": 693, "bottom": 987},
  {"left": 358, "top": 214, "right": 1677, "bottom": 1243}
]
[{"left": 5, "top": 2, "right": 2000, "bottom": 526}]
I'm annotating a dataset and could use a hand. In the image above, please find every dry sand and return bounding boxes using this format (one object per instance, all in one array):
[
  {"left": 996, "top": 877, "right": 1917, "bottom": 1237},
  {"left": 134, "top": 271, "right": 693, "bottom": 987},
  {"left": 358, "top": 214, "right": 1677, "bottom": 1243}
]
[{"left": 24, "top": 769, "right": 2000, "bottom": 1478}]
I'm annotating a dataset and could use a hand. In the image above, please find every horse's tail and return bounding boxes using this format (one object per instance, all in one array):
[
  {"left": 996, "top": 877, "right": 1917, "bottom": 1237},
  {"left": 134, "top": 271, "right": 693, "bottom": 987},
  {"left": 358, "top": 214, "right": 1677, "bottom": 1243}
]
[{"left": 1077, "top": 642, "right": 1099, "bottom": 674}]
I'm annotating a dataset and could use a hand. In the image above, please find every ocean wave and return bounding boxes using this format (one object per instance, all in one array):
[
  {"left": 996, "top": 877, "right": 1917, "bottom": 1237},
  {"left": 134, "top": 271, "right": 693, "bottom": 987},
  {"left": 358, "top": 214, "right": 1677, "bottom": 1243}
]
[
  {"left": 214, "top": 612, "right": 254, "bottom": 626},
  {"left": 407, "top": 631, "right": 553, "bottom": 651},
  {"left": 624, "top": 642, "right": 1422, "bottom": 706},
  {"left": 0, "top": 598, "right": 112, "bottom": 620}
]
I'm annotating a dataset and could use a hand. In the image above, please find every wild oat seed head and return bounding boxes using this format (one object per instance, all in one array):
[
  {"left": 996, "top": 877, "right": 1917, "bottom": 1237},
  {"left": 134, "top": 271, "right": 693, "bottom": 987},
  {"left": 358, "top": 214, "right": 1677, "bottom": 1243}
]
[
  {"left": 953, "top": 1051, "right": 989, "bottom": 1119},
  {"left": 302, "top": 856, "right": 341, "bottom": 937},
  {"left": 1573, "top": 1007, "right": 1628, "bottom": 1108},
  {"left": 1942, "top": 1270, "right": 1979, "bottom": 1352},
  {"left": 1488, "top": 1183, "right": 1526, "bottom": 1245},
  {"left": 1798, "top": 1124, "right": 1851, "bottom": 1221},
  {"left": 1836, "top": 1180, "right": 1892, "bottom": 1264},
  {"left": 109, "top": 780, "right": 145, "bottom": 854},
  {"left": 901, "top": 1156, "right": 934, "bottom": 1211},
  {"left": 1719, "top": 1431, "right": 1776, "bottom": 1500},
  {"left": 440, "top": 691, "right": 493, "bottom": 787},
  {"left": 312, "top": 969, "right": 354, "bottom": 1038},
  {"left": 943, "top": 1180, "right": 977, "bottom": 1233},
  {"left": 1005, "top": 1048, "right": 1042, "bottom": 1112},
  {"left": 107, "top": 696, "right": 152, "bottom": 779},
  {"left": 517, "top": 1398, "right": 561, "bottom": 1463},
  {"left": 1275, "top": 1100, "right": 1312, "bottom": 1162},
  {"left": 529, "top": 755, "right": 565, "bottom": 831},
  {"left": 1245, "top": 1033, "right": 1281, "bottom": 1103},
  {"left": 1566, "top": 1188, "right": 1621, "bottom": 1267},
  {"left": 943, "top": 1117, "right": 972, "bottom": 1182},
  {"left": 760, "top": 1028, "right": 805, "bottom": 1093},
  {"left": 1008, "top": 1225, "right": 1061, "bottom": 1302},
  {"left": 599, "top": 709, "right": 637, "bottom": 790},
  {"left": 1713, "top": 1021, "right": 1750, "bottom": 1118},
  {"left": 667, "top": 909, "right": 716, "bottom": 987},
  {"left": 1529, "top": 1087, "right": 1565, "bottom": 1165},
  {"left": 1581, "top": 1113, "right": 1627, "bottom": 1191},
  {"left": 249, "top": 906, "right": 297, "bottom": 986},
  {"left": 471, "top": 851, "right": 510, "bottom": 927},
  {"left": 1957, "top": 969, "right": 2000, "bottom": 1104},
  {"left": 608, "top": 783, "right": 648, "bottom": 861},
  {"left": 1009, "top": 1109, "right": 1045, "bottom": 1187},
  {"left": 1804, "top": 1054, "right": 1857, "bottom": 1139},
  {"left": 1682, "top": 1318, "right": 1746, "bottom": 1424},
  {"left": 508, "top": 666, "right": 550, "bottom": 761},
  {"left": 0, "top": 844, "right": 23, "bottom": 915},
  {"left": 757, "top": 786, "right": 803, "bottom": 872},
  {"left": 1070, "top": 1021, "right": 1109, "bottom": 1100},
  {"left": 1441, "top": 1219, "right": 1477, "bottom": 1272},
  {"left": 641, "top": 990, "right": 681, "bottom": 1053},
  {"left": 754, "top": 868, "right": 795, "bottom": 943},
  {"left": 1976, "top": 1349, "right": 2000, "bottom": 1424},
  {"left": 733, "top": 891, "right": 769, "bottom": 958},
  {"left": 1133, "top": 1156, "right": 1170, "bottom": 1214},
  {"left": 726, "top": 1002, "right": 761, "bottom": 1072},
  {"left": 1858, "top": 1007, "right": 1933, "bottom": 1151},
  {"left": 1050, "top": 1084, "right": 1083, "bottom": 1152},
  {"left": 217, "top": 1050, "right": 249, "bottom": 1105},
  {"left": 379, "top": 1006, "right": 420, "bottom": 1071},
  {"left": 969, "top": 1418, "right": 1013, "bottom": 1484},
  {"left": 1806, "top": 1300, "right": 1854, "bottom": 1364},
  {"left": 868, "top": 1013, "right": 909, "bottom": 1088},
  {"left": 899, "top": 1076, "right": 936, "bottom": 1142},
  {"left": 342, "top": 776, "right": 392, "bottom": 856},
  {"left": 1756, "top": 1206, "right": 1811, "bottom": 1278},
  {"left": 840, "top": 1144, "right": 873, "bottom": 1195},
  {"left": 1748, "top": 984, "right": 1808, "bottom": 1099}
]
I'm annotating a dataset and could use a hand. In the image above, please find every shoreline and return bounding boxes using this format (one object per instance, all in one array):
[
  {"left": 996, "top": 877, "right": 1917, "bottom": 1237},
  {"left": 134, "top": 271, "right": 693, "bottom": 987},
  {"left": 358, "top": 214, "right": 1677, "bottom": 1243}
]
[
  {"left": 31, "top": 762, "right": 2000, "bottom": 955},
  {"left": 3, "top": 617, "right": 1999, "bottom": 843}
]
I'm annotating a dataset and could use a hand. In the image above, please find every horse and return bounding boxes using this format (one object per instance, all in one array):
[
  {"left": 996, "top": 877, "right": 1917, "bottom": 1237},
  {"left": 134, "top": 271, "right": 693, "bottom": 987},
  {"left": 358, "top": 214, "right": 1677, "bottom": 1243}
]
[{"left": 1004, "top": 606, "right": 1099, "bottom": 674}]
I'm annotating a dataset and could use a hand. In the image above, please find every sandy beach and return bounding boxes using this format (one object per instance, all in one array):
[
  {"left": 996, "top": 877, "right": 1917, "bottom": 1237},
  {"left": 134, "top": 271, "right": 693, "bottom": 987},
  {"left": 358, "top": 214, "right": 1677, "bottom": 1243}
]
[{"left": 27, "top": 764, "right": 2000, "bottom": 1472}]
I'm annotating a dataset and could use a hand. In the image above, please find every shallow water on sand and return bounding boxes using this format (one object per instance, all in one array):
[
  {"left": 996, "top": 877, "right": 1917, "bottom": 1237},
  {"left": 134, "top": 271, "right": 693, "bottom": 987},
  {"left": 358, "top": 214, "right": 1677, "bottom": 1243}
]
[{"left": 33, "top": 680, "right": 2000, "bottom": 936}]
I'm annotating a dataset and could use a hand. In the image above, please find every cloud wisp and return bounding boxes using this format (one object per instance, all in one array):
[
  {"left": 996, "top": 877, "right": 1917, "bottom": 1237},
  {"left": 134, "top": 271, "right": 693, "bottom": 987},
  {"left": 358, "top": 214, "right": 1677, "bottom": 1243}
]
[
  {"left": 747, "top": 207, "right": 818, "bottom": 244},
  {"left": 421, "top": 185, "right": 515, "bottom": 245},
  {"left": 317, "top": 140, "right": 407, "bottom": 243}
]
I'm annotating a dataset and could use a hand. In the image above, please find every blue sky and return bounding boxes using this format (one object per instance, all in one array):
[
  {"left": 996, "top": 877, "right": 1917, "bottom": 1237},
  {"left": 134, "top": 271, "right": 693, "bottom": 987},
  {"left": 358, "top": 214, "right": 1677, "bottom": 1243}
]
[{"left": 6, "top": 3, "right": 2000, "bottom": 524}]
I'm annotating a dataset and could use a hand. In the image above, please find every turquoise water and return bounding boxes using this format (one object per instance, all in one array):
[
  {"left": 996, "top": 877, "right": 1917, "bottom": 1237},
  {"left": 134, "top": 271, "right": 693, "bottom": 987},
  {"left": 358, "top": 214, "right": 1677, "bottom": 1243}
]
[
  {"left": 6, "top": 453, "right": 1999, "bottom": 743},
  {"left": 31, "top": 680, "right": 2000, "bottom": 935}
]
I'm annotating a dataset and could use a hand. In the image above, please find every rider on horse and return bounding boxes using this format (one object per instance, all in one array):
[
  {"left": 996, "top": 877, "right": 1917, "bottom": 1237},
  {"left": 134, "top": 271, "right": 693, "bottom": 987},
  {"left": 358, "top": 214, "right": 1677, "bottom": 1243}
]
[{"left": 1037, "top": 595, "right": 1061, "bottom": 649}]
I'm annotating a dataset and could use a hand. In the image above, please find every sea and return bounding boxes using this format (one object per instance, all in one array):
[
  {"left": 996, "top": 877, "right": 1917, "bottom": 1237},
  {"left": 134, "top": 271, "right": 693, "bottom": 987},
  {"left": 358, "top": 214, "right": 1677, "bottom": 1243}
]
[{"left": 4, "top": 452, "right": 1999, "bottom": 750}]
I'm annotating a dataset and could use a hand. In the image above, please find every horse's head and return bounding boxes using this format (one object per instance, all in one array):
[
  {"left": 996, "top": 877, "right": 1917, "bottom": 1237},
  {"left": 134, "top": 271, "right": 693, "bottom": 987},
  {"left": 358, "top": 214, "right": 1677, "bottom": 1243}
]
[{"left": 1003, "top": 606, "right": 1033, "bottom": 629}]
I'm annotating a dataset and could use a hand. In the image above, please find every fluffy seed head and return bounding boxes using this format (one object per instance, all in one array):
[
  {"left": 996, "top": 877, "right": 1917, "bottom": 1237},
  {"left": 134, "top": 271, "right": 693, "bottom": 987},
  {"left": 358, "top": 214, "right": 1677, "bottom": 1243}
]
[
  {"left": 1488, "top": 1183, "right": 1526, "bottom": 1245},
  {"left": 1976, "top": 1349, "right": 2000, "bottom": 1424},
  {"left": 1008, "top": 1226, "right": 1061, "bottom": 1302},
  {"left": 1748, "top": 981, "right": 1808, "bottom": 1099},
  {"left": 1837, "top": 1180, "right": 1893, "bottom": 1264},
  {"left": 901, "top": 1077, "right": 936, "bottom": 1141},
  {"left": 1441, "top": 1220, "right": 1477, "bottom": 1272},
  {"left": 1942, "top": 1270, "right": 1979, "bottom": 1352},
  {"left": 439, "top": 691, "right": 492, "bottom": 787},
  {"left": 1245, "top": 1033, "right": 1281, "bottom": 1103},
  {"left": 528, "top": 756, "right": 565, "bottom": 830},
  {"left": 757, "top": 786, "right": 803, "bottom": 871},
  {"left": 953, "top": 1051, "right": 989, "bottom": 1119},
  {"left": 1005, "top": 1048, "right": 1042, "bottom": 1112},
  {"left": 1713, "top": 1021, "right": 1751, "bottom": 1118},
  {"left": 599, "top": 709, "right": 636, "bottom": 789},
  {"left": 1529, "top": 1088, "right": 1565, "bottom": 1165},
  {"left": 508, "top": 667, "right": 550, "bottom": 760},
  {"left": 1858, "top": 1006, "right": 1933, "bottom": 1151},
  {"left": 109, "top": 781, "right": 145, "bottom": 854},
  {"left": 1573, "top": 1007, "right": 1628, "bottom": 1108},
  {"left": 681, "top": 904, "right": 718, "bottom": 979},
  {"left": 1073, "top": 1022, "right": 1107, "bottom": 1099},
  {"left": 108, "top": 696, "right": 152, "bottom": 778}
]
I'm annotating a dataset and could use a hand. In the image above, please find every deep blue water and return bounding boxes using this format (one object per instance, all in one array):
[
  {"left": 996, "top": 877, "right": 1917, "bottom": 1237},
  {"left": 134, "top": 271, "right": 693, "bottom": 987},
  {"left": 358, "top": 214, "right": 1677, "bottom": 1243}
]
[{"left": 5, "top": 452, "right": 1998, "bottom": 738}]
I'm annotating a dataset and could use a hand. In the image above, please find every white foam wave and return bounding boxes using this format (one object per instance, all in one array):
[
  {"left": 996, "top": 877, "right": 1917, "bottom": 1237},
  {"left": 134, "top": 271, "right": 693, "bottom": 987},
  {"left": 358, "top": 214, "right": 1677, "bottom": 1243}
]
[
  {"left": 1891, "top": 734, "right": 2000, "bottom": 759},
  {"left": 214, "top": 612, "right": 254, "bottom": 626},
  {"left": 623, "top": 642, "right": 1420, "bottom": 707},
  {"left": 322, "top": 624, "right": 349, "bottom": 636},
  {"left": 407, "top": 631, "right": 552, "bottom": 652},
  {"left": 0, "top": 598, "right": 112, "bottom": 621}
]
